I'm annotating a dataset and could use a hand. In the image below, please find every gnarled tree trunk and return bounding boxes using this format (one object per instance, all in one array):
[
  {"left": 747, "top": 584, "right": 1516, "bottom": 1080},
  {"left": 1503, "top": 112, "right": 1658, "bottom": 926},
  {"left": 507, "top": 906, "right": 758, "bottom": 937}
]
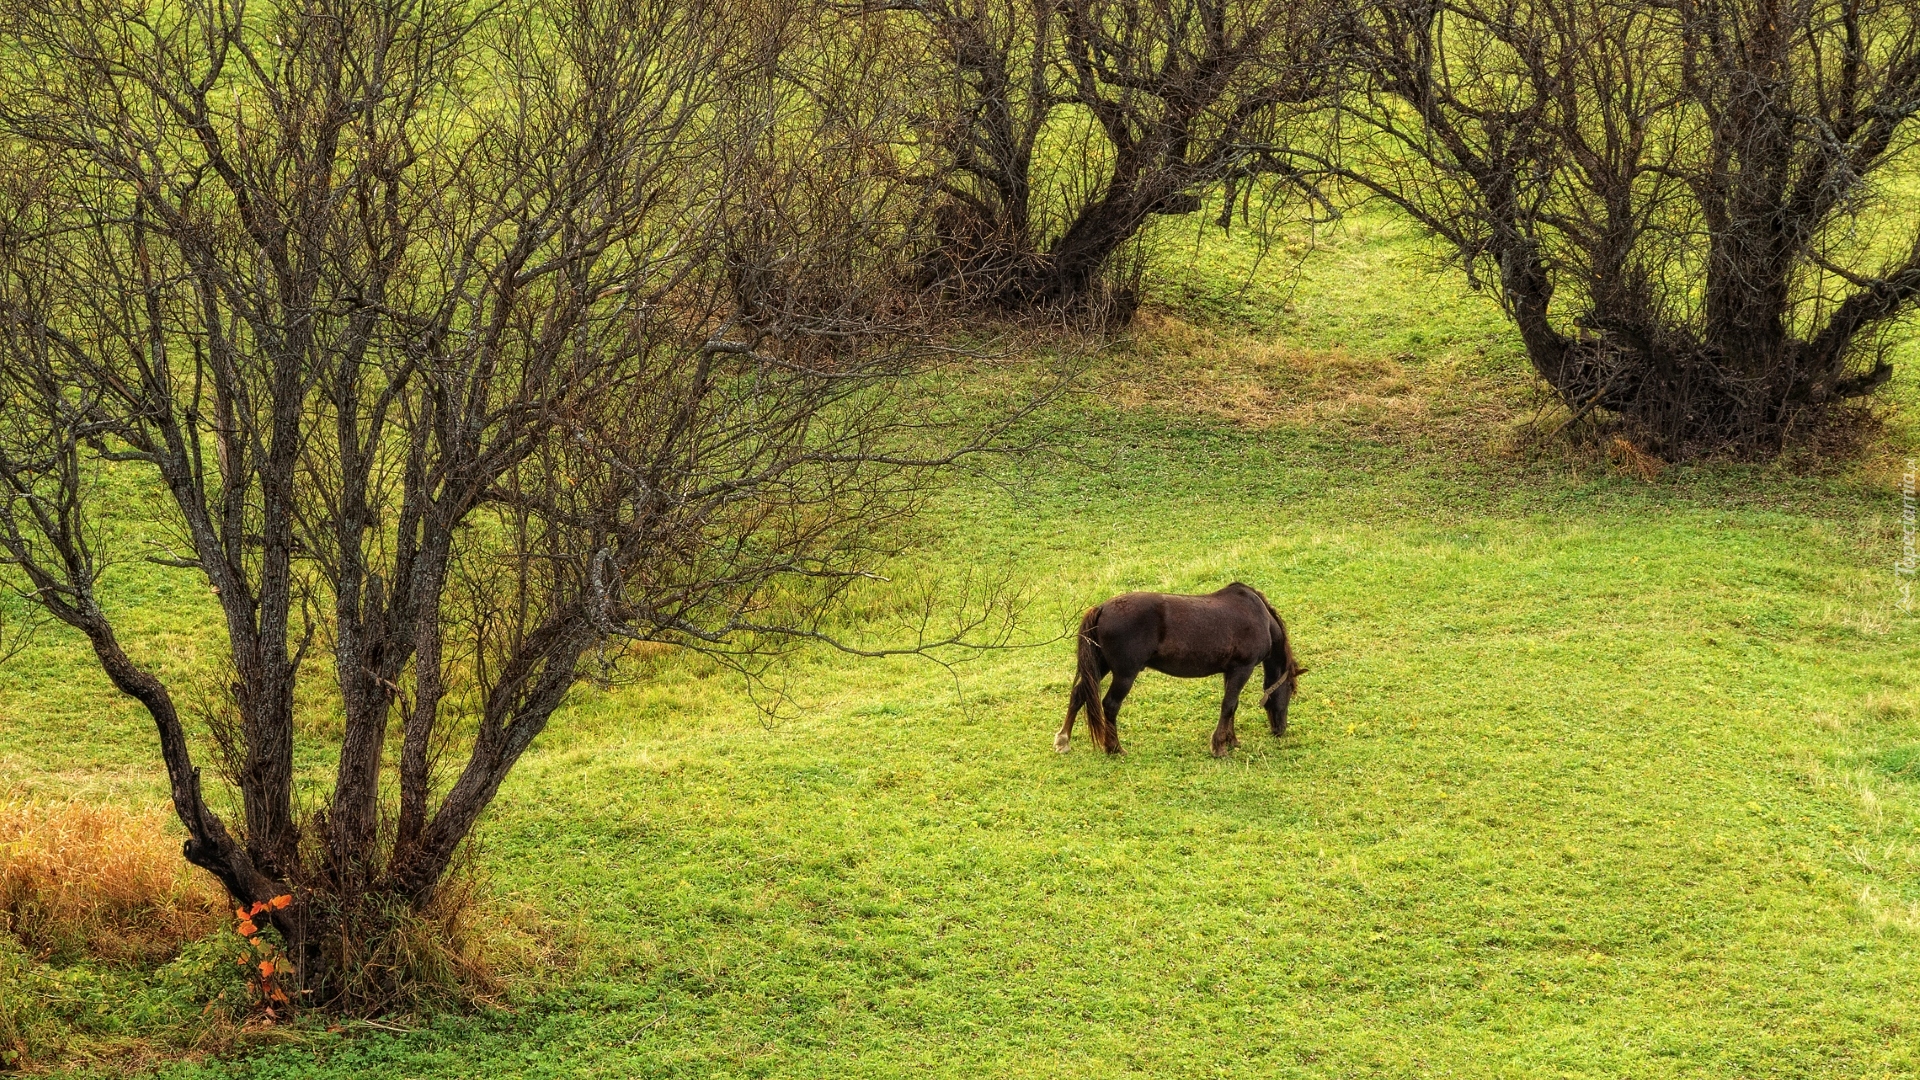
[
  {"left": 1333, "top": 0, "right": 1916, "bottom": 454},
  {"left": 877, "top": 0, "right": 1338, "bottom": 313},
  {"left": 0, "top": 0, "right": 1030, "bottom": 1010}
]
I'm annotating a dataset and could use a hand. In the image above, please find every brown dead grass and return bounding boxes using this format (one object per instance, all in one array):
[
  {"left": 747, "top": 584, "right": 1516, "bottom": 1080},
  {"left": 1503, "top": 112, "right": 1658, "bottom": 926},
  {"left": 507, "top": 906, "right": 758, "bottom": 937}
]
[
  {"left": 1106, "top": 310, "right": 1910, "bottom": 475},
  {"left": 1108, "top": 309, "right": 1528, "bottom": 447},
  {"left": 0, "top": 796, "right": 225, "bottom": 964},
  {"left": 1607, "top": 436, "right": 1669, "bottom": 482}
]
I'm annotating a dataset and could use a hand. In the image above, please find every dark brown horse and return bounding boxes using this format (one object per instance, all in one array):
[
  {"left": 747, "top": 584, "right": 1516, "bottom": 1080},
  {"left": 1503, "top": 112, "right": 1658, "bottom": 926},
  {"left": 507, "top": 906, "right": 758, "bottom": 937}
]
[{"left": 1058, "top": 583, "right": 1304, "bottom": 756}]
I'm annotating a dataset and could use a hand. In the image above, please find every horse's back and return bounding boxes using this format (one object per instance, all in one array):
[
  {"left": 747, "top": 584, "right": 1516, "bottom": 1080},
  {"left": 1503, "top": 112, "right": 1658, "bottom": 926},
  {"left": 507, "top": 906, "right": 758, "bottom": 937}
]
[{"left": 1092, "top": 586, "right": 1272, "bottom": 677}]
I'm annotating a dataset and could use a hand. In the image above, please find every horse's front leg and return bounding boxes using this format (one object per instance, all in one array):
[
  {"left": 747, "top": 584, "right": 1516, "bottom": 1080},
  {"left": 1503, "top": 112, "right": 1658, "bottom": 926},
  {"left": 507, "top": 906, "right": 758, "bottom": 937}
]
[{"left": 1213, "top": 663, "right": 1255, "bottom": 757}]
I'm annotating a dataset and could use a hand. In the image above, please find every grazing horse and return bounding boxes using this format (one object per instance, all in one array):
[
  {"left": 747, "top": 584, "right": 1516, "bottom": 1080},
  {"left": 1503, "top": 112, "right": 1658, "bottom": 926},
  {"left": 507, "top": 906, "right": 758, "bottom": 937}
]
[{"left": 1057, "top": 583, "right": 1304, "bottom": 757}]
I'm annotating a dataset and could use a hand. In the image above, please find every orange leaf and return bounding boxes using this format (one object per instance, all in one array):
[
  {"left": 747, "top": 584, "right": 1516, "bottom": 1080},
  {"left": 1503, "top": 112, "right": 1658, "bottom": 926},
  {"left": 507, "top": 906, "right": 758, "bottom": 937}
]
[
  {"left": 248, "top": 936, "right": 263, "bottom": 948},
  {"left": 236, "top": 907, "right": 249, "bottom": 920},
  {"left": 237, "top": 921, "right": 258, "bottom": 936},
  {"left": 269, "top": 894, "right": 293, "bottom": 910},
  {"left": 269, "top": 988, "right": 290, "bottom": 1003},
  {"left": 259, "top": 960, "right": 275, "bottom": 977},
  {"left": 248, "top": 901, "right": 267, "bottom": 916}
]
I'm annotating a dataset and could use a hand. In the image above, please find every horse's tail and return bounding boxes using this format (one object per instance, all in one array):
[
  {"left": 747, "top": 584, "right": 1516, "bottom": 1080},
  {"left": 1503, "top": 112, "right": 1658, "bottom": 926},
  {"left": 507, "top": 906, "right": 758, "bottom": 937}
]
[
  {"left": 1076, "top": 605, "right": 1107, "bottom": 735},
  {"left": 1256, "top": 592, "right": 1305, "bottom": 704}
]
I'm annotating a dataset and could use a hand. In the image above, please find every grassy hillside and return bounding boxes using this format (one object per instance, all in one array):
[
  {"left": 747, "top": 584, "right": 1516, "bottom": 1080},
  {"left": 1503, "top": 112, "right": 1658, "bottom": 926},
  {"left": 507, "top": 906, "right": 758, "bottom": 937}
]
[{"left": 5, "top": 211, "right": 1920, "bottom": 1078}]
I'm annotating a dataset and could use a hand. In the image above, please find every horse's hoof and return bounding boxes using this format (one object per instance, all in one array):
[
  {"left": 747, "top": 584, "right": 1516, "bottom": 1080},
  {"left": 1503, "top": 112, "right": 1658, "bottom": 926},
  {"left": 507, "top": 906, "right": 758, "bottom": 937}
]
[{"left": 1054, "top": 733, "right": 1071, "bottom": 753}]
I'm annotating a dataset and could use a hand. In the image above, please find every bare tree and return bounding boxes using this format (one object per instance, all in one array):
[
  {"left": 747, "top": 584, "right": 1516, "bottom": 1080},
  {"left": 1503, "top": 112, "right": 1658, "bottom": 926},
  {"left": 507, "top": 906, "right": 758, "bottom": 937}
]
[
  {"left": 0, "top": 0, "right": 1031, "bottom": 1008},
  {"left": 1329, "top": 0, "right": 1920, "bottom": 454},
  {"left": 862, "top": 0, "right": 1337, "bottom": 312}
]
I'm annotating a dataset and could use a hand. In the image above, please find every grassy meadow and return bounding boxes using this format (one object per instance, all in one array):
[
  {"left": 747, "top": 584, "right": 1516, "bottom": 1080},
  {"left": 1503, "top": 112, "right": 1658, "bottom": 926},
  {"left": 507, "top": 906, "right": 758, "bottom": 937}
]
[{"left": 4, "top": 209, "right": 1920, "bottom": 1077}]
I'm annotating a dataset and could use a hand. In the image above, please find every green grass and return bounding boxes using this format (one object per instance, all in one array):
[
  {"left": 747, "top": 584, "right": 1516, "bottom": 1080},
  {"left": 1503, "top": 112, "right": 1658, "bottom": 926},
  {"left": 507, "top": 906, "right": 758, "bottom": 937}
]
[{"left": 6, "top": 214, "right": 1920, "bottom": 1078}]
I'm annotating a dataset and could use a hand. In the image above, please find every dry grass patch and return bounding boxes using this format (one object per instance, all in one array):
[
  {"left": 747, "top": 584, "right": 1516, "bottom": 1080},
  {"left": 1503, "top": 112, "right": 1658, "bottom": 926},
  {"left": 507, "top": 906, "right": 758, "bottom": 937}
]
[
  {"left": 1108, "top": 311, "right": 1911, "bottom": 477},
  {"left": 1107, "top": 309, "right": 1526, "bottom": 444},
  {"left": 1607, "top": 435, "right": 1668, "bottom": 481},
  {"left": 0, "top": 796, "right": 224, "bottom": 964}
]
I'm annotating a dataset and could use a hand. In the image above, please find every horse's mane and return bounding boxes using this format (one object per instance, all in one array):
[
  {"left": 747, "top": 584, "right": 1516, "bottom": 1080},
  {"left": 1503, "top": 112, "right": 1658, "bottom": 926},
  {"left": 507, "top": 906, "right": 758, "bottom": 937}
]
[{"left": 1249, "top": 586, "right": 1305, "bottom": 684}]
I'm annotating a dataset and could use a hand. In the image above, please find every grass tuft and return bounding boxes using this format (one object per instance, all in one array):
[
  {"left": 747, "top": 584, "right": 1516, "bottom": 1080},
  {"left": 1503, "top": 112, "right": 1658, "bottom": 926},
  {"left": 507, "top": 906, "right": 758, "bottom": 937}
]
[
  {"left": 0, "top": 797, "right": 223, "bottom": 966},
  {"left": 1608, "top": 435, "right": 1668, "bottom": 481},
  {"left": 1874, "top": 744, "right": 1920, "bottom": 781},
  {"left": 314, "top": 880, "right": 497, "bottom": 1017}
]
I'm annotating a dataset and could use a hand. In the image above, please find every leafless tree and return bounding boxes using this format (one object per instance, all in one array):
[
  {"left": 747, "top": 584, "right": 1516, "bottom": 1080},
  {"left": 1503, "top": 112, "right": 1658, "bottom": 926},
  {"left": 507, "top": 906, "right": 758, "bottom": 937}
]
[
  {"left": 1328, "top": 0, "right": 1920, "bottom": 454},
  {"left": 0, "top": 0, "right": 1035, "bottom": 1008},
  {"left": 861, "top": 0, "right": 1338, "bottom": 313}
]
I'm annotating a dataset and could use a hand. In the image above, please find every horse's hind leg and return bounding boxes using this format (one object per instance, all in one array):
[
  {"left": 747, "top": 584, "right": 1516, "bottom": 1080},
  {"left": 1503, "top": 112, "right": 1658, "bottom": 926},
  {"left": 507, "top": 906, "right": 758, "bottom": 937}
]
[
  {"left": 1099, "top": 670, "right": 1138, "bottom": 754},
  {"left": 1213, "top": 662, "right": 1255, "bottom": 757},
  {"left": 1057, "top": 682, "right": 1085, "bottom": 752},
  {"left": 1059, "top": 650, "right": 1109, "bottom": 752}
]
